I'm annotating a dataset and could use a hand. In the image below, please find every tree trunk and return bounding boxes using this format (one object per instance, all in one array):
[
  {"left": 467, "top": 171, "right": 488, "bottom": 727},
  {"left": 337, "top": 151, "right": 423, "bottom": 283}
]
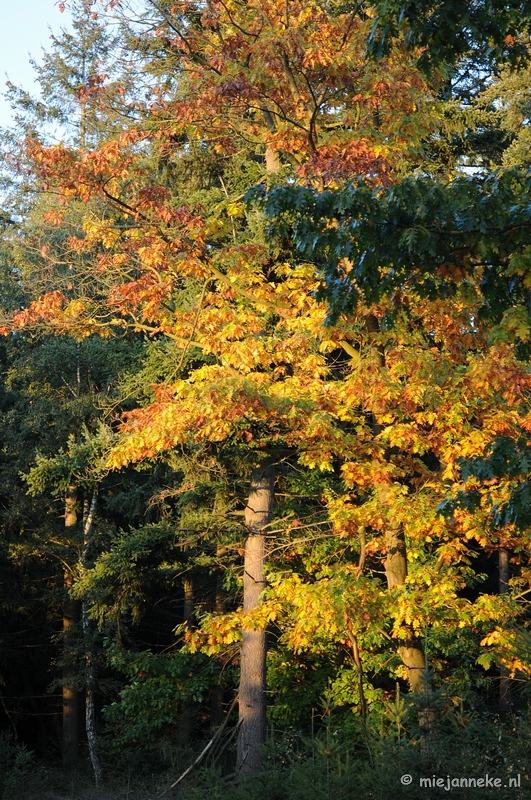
[
  {"left": 265, "top": 147, "right": 281, "bottom": 174},
  {"left": 237, "top": 138, "right": 277, "bottom": 772},
  {"left": 382, "top": 498, "right": 427, "bottom": 694},
  {"left": 81, "top": 492, "right": 102, "bottom": 787},
  {"left": 366, "top": 315, "right": 428, "bottom": 695},
  {"left": 183, "top": 576, "right": 194, "bottom": 627},
  {"left": 499, "top": 547, "right": 511, "bottom": 716},
  {"left": 63, "top": 487, "right": 79, "bottom": 769},
  {"left": 179, "top": 575, "right": 195, "bottom": 750},
  {"left": 385, "top": 528, "right": 427, "bottom": 693},
  {"left": 236, "top": 464, "right": 274, "bottom": 773},
  {"left": 62, "top": 593, "right": 79, "bottom": 769},
  {"left": 384, "top": 521, "right": 433, "bottom": 744}
]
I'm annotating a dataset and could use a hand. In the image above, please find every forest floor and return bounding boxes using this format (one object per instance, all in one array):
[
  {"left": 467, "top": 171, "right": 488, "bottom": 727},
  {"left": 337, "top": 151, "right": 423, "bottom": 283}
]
[
  {"left": 43, "top": 794, "right": 125, "bottom": 800},
  {"left": 20, "top": 779, "right": 159, "bottom": 800},
  {"left": 39, "top": 790, "right": 154, "bottom": 800},
  {"left": 40, "top": 791, "right": 145, "bottom": 800}
]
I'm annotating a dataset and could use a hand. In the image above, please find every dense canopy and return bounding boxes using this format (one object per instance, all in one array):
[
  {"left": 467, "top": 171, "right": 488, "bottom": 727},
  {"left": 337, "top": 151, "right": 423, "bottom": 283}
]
[{"left": 1, "top": 1, "right": 531, "bottom": 798}]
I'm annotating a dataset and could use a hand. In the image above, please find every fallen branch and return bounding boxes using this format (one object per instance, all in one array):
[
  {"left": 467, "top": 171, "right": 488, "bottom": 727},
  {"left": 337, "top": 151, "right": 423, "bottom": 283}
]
[
  {"left": 210, "top": 717, "right": 241, "bottom": 770},
  {"left": 154, "top": 694, "right": 238, "bottom": 798}
]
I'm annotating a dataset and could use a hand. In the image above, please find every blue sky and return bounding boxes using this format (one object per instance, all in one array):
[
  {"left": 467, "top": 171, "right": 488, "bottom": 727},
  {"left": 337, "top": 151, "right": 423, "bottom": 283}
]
[{"left": 0, "top": 1, "right": 68, "bottom": 128}]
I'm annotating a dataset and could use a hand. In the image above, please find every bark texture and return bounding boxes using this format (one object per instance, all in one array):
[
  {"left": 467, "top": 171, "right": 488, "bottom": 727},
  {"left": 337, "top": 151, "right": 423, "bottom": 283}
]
[
  {"left": 384, "top": 522, "right": 427, "bottom": 693},
  {"left": 63, "top": 487, "right": 79, "bottom": 768},
  {"left": 82, "top": 493, "right": 102, "bottom": 786},
  {"left": 236, "top": 464, "right": 274, "bottom": 773},
  {"left": 367, "top": 314, "right": 428, "bottom": 695},
  {"left": 183, "top": 577, "right": 195, "bottom": 627}
]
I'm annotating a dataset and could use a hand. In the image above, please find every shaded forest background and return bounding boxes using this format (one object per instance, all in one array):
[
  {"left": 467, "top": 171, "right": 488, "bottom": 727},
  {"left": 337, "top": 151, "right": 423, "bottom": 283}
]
[{"left": 2, "top": 0, "right": 531, "bottom": 797}]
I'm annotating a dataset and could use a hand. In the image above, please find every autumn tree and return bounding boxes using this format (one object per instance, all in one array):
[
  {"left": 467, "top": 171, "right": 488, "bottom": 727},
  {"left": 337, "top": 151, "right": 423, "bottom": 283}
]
[
  {"left": 258, "top": 119, "right": 531, "bottom": 703},
  {"left": 7, "top": 0, "right": 531, "bottom": 785},
  {"left": 0, "top": 0, "right": 443, "bottom": 776}
]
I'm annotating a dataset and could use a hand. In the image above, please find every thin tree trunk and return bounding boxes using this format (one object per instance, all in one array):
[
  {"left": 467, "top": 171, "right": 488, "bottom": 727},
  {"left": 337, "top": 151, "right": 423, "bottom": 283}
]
[
  {"left": 366, "top": 314, "right": 428, "bottom": 695},
  {"left": 183, "top": 577, "right": 194, "bottom": 627},
  {"left": 384, "top": 516, "right": 434, "bottom": 744},
  {"left": 383, "top": 519, "right": 426, "bottom": 692},
  {"left": 383, "top": 521, "right": 427, "bottom": 693},
  {"left": 63, "top": 487, "right": 79, "bottom": 769},
  {"left": 179, "top": 575, "right": 195, "bottom": 750},
  {"left": 81, "top": 492, "right": 102, "bottom": 787},
  {"left": 236, "top": 464, "right": 274, "bottom": 773}
]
